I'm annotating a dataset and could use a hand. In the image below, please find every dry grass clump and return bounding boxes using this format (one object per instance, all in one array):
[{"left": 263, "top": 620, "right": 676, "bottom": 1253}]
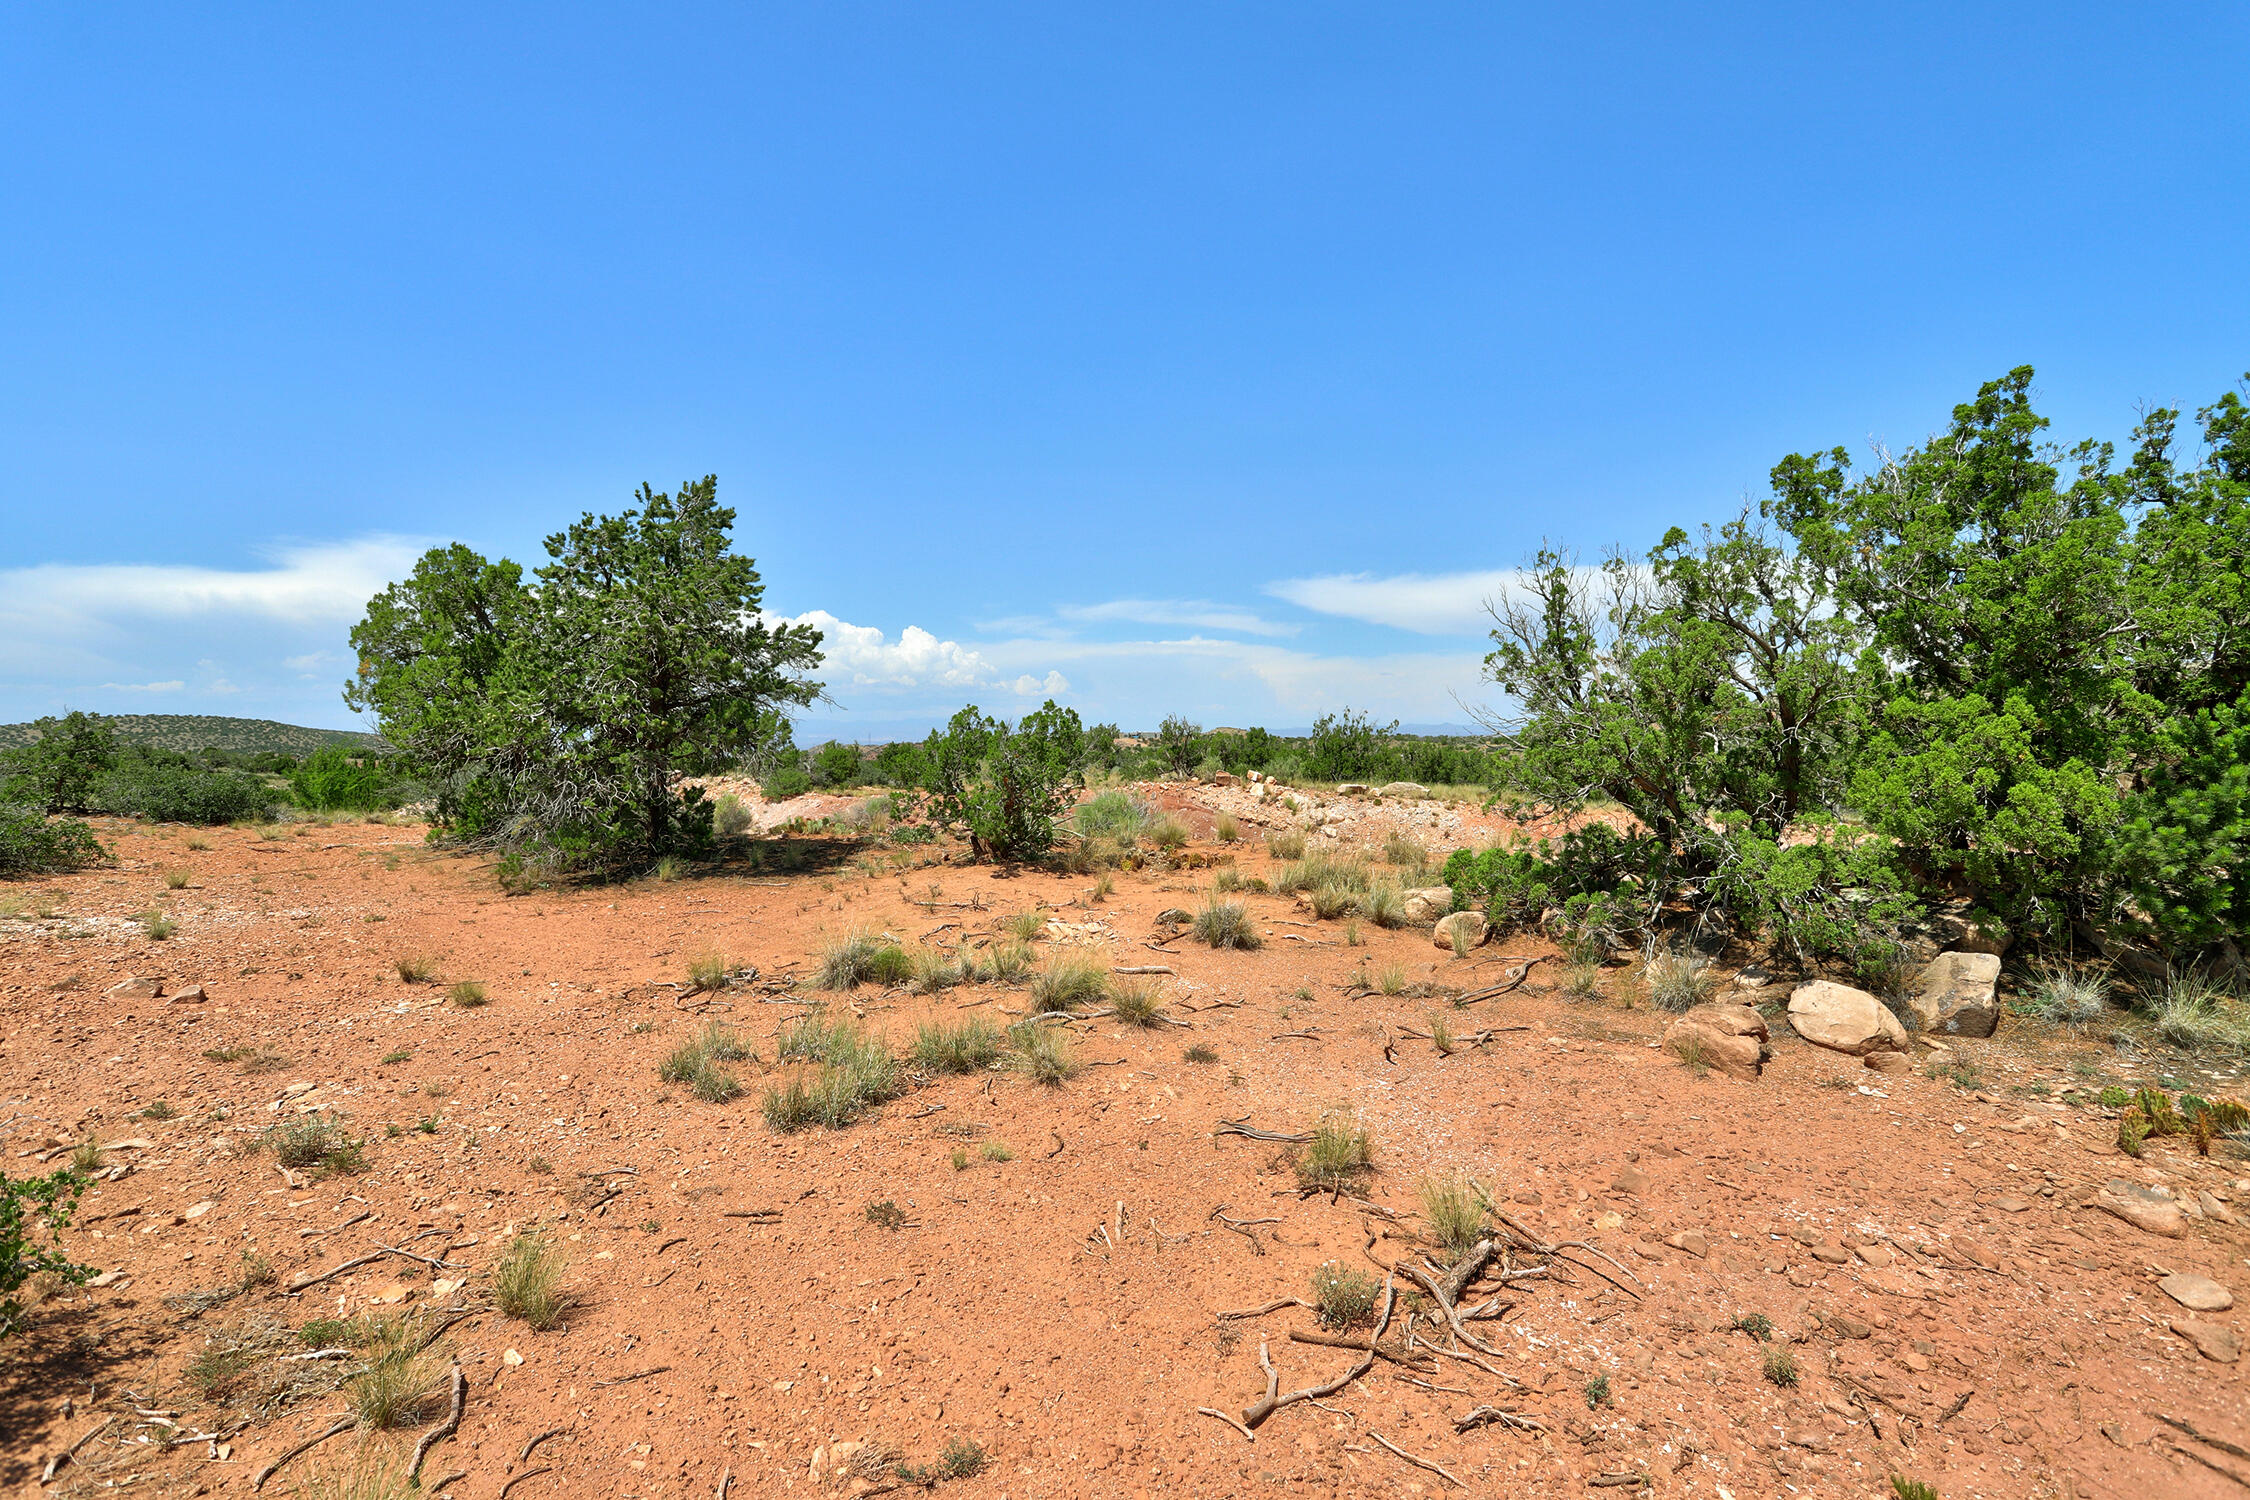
[
  {"left": 493, "top": 1230, "right": 569, "bottom": 1330},
  {"left": 1002, "top": 908, "right": 1048, "bottom": 942},
  {"left": 1296, "top": 1109, "right": 1372, "bottom": 1191},
  {"left": 1563, "top": 961, "right": 1602, "bottom": 999},
  {"left": 1642, "top": 948, "right": 1717, "bottom": 1013},
  {"left": 1031, "top": 953, "right": 1109, "bottom": 1012},
  {"left": 1381, "top": 832, "right": 1430, "bottom": 875},
  {"left": 446, "top": 980, "right": 487, "bottom": 1008},
  {"left": 394, "top": 954, "right": 439, "bottom": 984},
  {"left": 1108, "top": 981, "right": 1165, "bottom": 1027},
  {"left": 1215, "top": 814, "right": 1240, "bottom": 842},
  {"left": 1147, "top": 816, "right": 1190, "bottom": 851},
  {"left": 163, "top": 868, "right": 192, "bottom": 889},
  {"left": 1008, "top": 1019, "right": 1077, "bottom": 1084},
  {"left": 1419, "top": 1174, "right": 1486, "bottom": 1254},
  {"left": 911, "top": 1016, "right": 1003, "bottom": 1073},
  {"left": 686, "top": 950, "right": 730, "bottom": 992},
  {"left": 818, "top": 930, "right": 914, "bottom": 990},
  {"left": 658, "top": 1020, "right": 753, "bottom": 1102},
  {"left": 256, "top": 1116, "right": 366, "bottom": 1177},
  {"left": 2026, "top": 959, "right": 2108, "bottom": 1025},
  {"left": 1267, "top": 828, "right": 1307, "bottom": 859},
  {"left": 141, "top": 909, "right": 177, "bottom": 940},
  {"left": 763, "top": 1023, "right": 900, "bottom": 1130},
  {"left": 1073, "top": 791, "right": 1153, "bottom": 842},
  {"left": 908, "top": 947, "right": 964, "bottom": 993},
  {"left": 1311, "top": 1261, "right": 1379, "bottom": 1329},
  {"left": 1192, "top": 898, "right": 1261, "bottom": 950},
  {"left": 1184, "top": 1042, "right": 1219, "bottom": 1064},
  {"left": 2150, "top": 973, "right": 2250, "bottom": 1053},
  {"left": 1360, "top": 879, "right": 1406, "bottom": 928}
]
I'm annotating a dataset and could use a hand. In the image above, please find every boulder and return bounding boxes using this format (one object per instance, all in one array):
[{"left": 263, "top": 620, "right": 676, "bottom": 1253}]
[
  {"left": 1375, "top": 781, "right": 1429, "bottom": 800},
  {"left": 1786, "top": 981, "right": 1910, "bottom": 1055},
  {"left": 1864, "top": 1051, "right": 1912, "bottom": 1075},
  {"left": 1335, "top": 782, "right": 1369, "bottom": 796},
  {"left": 1433, "top": 911, "right": 1488, "bottom": 952},
  {"left": 2157, "top": 1273, "right": 2234, "bottom": 1312},
  {"left": 1402, "top": 887, "right": 1454, "bottom": 924},
  {"left": 1904, "top": 952, "right": 2002, "bottom": 1037},
  {"left": 166, "top": 984, "right": 207, "bottom": 1005},
  {"left": 2092, "top": 1180, "right": 2188, "bottom": 1238},
  {"left": 104, "top": 977, "right": 162, "bottom": 1001},
  {"left": 1662, "top": 1003, "right": 1770, "bottom": 1080}
]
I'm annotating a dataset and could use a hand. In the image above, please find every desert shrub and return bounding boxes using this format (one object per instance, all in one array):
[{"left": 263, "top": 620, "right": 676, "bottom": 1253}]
[
  {"left": 897, "top": 1438, "right": 990, "bottom": 1486},
  {"left": 2027, "top": 959, "right": 2109, "bottom": 1025},
  {"left": 0, "top": 1166, "right": 92, "bottom": 1338},
  {"left": 686, "top": 950, "right": 729, "bottom": 991},
  {"left": 1310, "top": 1261, "right": 1378, "bottom": 1329},
  {"left": 1003, "top": 908, "right": 1048, "bottom": 942},
  {"left": 1008, "top": 1020, "right": 1077, "bottom": 1084},
  {"left": 0, "top": 806, "right": 106, "bottom": 876},
  {"left": 1215, "top": 814, "right": 1240, "bottom": 843},
  {"left": 259, "top": 1117, "right": 366, "bottom": 1177},
  {"left": 908, "top": 948, "right": 962, "bottom": 993},
  {"left": 1147, "top": 816, "right": 1190, "bottom": 850},
  {"left": 493, "top": 1230, "right": 568, "bottom": 1329},
  {"left": 348, "top": 1333, "right": 448, "bottom": 1428},
  {"left": 1184, "top": 1043, "right": 1218, "bottom": 1064},
  {"left": 95, "top": 759, "right": 272, "bottom": 824},
  {"left": 1192, "top": 899, "right": 1261, "bottom": 950},
  {"left": 1642, "top": 949, "right": 1717, "bottom": 1013},
  {"left": 1419, "top": 1175, "right": 1485, "bottom": 1254},
  {"left": 1296, "top": 1110, "right": 1372, "bottom": 1191},
  {"left": 1073, "top": 791, "right": 1152, "bottom": 842},
  {"left": 2150, "top": 973, "right": 2250, "bottom": 1053},
  {"left": 1361, "top": 879, "right": 1406, "bottom": 928},
  {"left": 446, "top": 981, "right": 487, "bottom": 1008},
  {"left": 140, "top": 909, "right": 176, "bottom": 940},
  {"left": 762, "top": 762, "right": 814, "bottom": 800},
  {"left": 1563, "top": 961, "right": 1602, "bottom": 998},
  {"left": 763, "top": 1025, "right": 898, "bottom": 1129},
  {"left": 1762, "top": 1345, "right": 1799, "bottom": 1387},
  {"left": 1375, "top": 963, "right": 1407, "bottom": 996},
  {"left": 1109, "top": 981, "right": 1164, "bottom": 1026},
  {"left": 1212, "top": 867, "right": 1246, "bottom": 893},
  {"left": 1267, "top": 829, "right": 1307, "bottom": 860},
  {"left": 912, "top": 1017, "right": 1003, "bottom": 1073},
  {"left": 291, "top": 747, "right": 393, "bottom": 812},
  {"left": 917, "top": 702, "right": 1084, "bottom": 861},
  {"left": 0, "top": 711, "right": 118, "bottom": 812},
  {"left": 713, "top": 794, "right": 755, "bottom": 838},
  {"left": 395, "top": 954, "right": 439, "bottom": 984},
  {"left": 1308, "top": 881, "right": 1356, "bottom": 920},
  {"left": 164, "top": 867, "right": 191, "bottom": 889},
  {"left": 984, "top": 941, "right": 1034, "bottom": 983},
  {"left": 818, "top": 931, "right": 912, "bottom": 990},
  {"left": 1031, "top": 953, "right": 1108, "bottom": 1012}
]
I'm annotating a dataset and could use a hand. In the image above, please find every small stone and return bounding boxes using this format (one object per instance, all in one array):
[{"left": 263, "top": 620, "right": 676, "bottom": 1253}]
[
  {"left": 1864, "top": 1051, "right": 1912, "bottom": 1075},
  {"left": 2157, "top": 1273, "right": 2234, "bottom": 1312},
  {"left": 1787, "top": 1224, "right": 1820, "bottom": 1246},
  {"left": 1665, "top": 1230, "right": 1710, "bottom": 1258},
  {"left": 1433, "top": 910, "right": 1488, "bottom": 952},
  {"left": 1901, "top": 1350, "right": 1931, "bottom": 1373},
  {"left": 1826, "top": 1314, "right": 1872, "bottom": 1339},
  {"left": 2200, "top": 1191, "right": 2239, "bottom": 1225},
  {"left": 1992, "top": 1195, "right": 2031, "bottom": 1213},
  {"left": 2093, "top": 1180, "right": 2189, "bottom": 1238},
  {"left": 1593, "top": 1210, "right": 1623, "bottom": 1230},
  {"left": 105, "top": 977, "right": 163, "bottom": 1001},
  {"left": 181, "top": 1200, "right": 214, "bottom": 1220},
  {"left": 1513, "top": 1189, "right": 1543, "bottom": 1206},
  {"left": 1812, "top": 1243, "right": 1852, "bottom": 1265},
  {"left": 166, "top": 984, "right": 207, "bottom": 1005},
  {"left": 1853, "top": 1243, "right": 1895, "bottom": 1267},
  {"left": 2170, "top": 1318, "right": 2241, "bottom": 1363},
  {"left": 1610, "top": 1166, "right": 1650, "bottom": 1196},
  {"left": 503, "top": 1347, "right": 525, "bottom": 1366}
]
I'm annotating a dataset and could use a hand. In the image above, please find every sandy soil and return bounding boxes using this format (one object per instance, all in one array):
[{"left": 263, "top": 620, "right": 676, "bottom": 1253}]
[{"left": 3, "top": 794, "right": 2246, "bottom": 1499}]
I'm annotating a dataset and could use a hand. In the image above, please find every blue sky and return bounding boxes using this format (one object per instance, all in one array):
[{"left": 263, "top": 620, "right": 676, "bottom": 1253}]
[{"left": 4, "top": 4, "right": 2246, "bottom": 739}]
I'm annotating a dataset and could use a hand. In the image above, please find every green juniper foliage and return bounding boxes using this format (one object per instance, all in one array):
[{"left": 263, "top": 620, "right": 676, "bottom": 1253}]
[
  {"left": 916, "top": 702, "right": 1084, "bottom": 861},
  {"left": 347, "top": 478, "right": 823, "bottom": 871}
]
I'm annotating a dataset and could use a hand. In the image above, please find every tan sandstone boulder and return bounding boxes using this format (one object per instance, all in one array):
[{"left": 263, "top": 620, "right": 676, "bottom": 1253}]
[
  {"left": 1662, "top": 1002, "right": 1770, "bottom": 1080},
  {"left": 1786, "top": 980, "right": 1910, "bottom": 1055},
  {"left": 1904, "top": 952, "right": 2002, "bottom": 1037},
  {"left": 1433, "top": 910, "right": 1488, "bottom": 952}
]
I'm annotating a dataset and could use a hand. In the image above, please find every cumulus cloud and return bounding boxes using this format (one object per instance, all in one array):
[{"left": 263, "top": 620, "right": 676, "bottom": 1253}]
[
  {"left": 1055, "top": 598, "right": 1298, "bottom": 638},
  {"left": 0, "top": 536, "right": 432, "bottom": 634},
  {"left": 1263, "top": 568, "right": 1526, "bottom": 636},
  {"left": 766, "top": 610, "right": 1068, "bottom": 697}
]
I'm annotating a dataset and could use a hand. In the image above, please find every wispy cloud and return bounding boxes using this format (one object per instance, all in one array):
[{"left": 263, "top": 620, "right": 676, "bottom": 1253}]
[
  {"left": 1263, "top": 568, "right": 1525, "bottom": 636},
  {"left": 1055, "top": 598, "right": 1298, "bottom": 638},
  {"left": 97, "top": 679, "right": 184, "bottom": 693},
  {"left": 766, "top": 610, "right": 1069, "bottom": 697}
]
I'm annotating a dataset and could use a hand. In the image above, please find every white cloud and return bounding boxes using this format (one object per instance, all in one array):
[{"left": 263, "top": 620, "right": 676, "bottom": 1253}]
[
  {"left": 767, "top": 610, "right": 1068, "bottom": 697},
  {"left": 97, "top": 680, "right": 184, "bottom": 693},
  {"left": 0, "top": 536, "right": 432, "bottom": 632},
  {"left": 978, "top": 634, "right": 1486, "bottom": 722},
  {"left": 1264, "top": 569, "right": 1526, "bottom": 636},
  {"left": 1055, "top": 598, "right": 1297, "bottom": 638}
]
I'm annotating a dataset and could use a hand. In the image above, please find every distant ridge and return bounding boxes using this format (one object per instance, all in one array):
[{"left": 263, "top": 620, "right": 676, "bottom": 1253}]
[{"left": 0, "top": 713, "right": 388, "bottom": 755}]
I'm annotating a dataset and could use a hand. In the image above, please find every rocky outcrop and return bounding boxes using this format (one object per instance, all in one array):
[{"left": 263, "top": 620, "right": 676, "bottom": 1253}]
[
  {"left": 1786, "top": 981, "right": 1910, "bottom": 1055},
  {"left": 1375, "top": 782, "right": 1428, "bottom": 799},
  {"left": 1904, "top": 952, "right": 2002, "bottom": 1037},
  {"left": 1662, "top": 1002, "right": 1770, "bottom": 1080}
]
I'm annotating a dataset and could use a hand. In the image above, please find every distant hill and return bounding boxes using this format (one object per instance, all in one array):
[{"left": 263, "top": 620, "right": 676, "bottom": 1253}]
[{"left": 0, "top": 714, "right": 388, "bottom": 755}]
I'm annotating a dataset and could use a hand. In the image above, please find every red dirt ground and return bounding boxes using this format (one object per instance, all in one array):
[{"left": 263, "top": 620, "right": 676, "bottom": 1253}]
[{"left": 3, "top": 801, "right": 2246, "bottom": 1499}]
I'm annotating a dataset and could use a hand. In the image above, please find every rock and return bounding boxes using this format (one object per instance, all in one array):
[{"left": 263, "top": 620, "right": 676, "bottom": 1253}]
[
  {"left": 2157, "top": 1273, "right": 2234, "bottom": 1312},
  {"left": 1375, "top": 782, "right": 1428, "bottom": 799},
  {"left": 166, "top": 984, "right": 207, "bottom": 1005},
  {"left": 2171, "top": 1319, "right": 2241, "bottom": 1363},
  {"left": 1812, "top": 1243, "right": 1852, "bottom": 1265},
  {"left": 1433, "top": 911, "right": 1488, "bottom": 952},
  {"left": 502, "top": 1347, "right": 525, "bottom": 1366},
  {"left": 1864, "top": 1051, "right": 1912, "bottom": 1075},
  {"left": 1154, "top": 908, "right": 1192, "bottom": 926},
  {"left": 1853, "top": 1243, "right": 1895, "bottom": 1267},
  {"left": 1733, "top": 963, "right": 1778, "bottom": 989},
  {"left": 2092, "top": 1180, "right": 2189, "bottom": 1238},
  {"left": 1402, "top": 887, "right": 1455, "bottom": 925},
  {"left": 1665, "top": 1230, "right": 1710, "bottom": 1258},
  {"left": 1662, "top": 1003, "right": 1770, "bottom": 1080},
  {"left": 1335, "top": 783, "right": 1369, "bottom": 796},
  {"left": 1904, "top": 952, "right": 2002, "bottom": 1037},
  {"left": 1786, "top": 981, "right": 1910, "bottom": 1055},
  {"left": 104, "top": 977, "right": 162, "bottom": 1001},
  {"left": 1211, "top": 771, "right": 1239, "bottom": 786},
  {"left": 2199, "top": 1191, "right": 2238, "bottom": 1225},
  {"left": 1610, "top": 1166, "right": 1650, "bottom": 1196},
  {"left": 1825, "top": 1314, "right": 1872, "bottom": 1339}
]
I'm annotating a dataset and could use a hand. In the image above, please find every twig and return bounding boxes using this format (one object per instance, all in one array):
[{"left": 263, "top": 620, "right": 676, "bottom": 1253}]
[
  {"left": 379, "top": 1241, "right": 466, "bottom": 1270},
  {"left": 2172, "top": 1445, "right": 2250, "bottom": 1491},
  {"left": 1288, "top": 1329, "right": 1432, "bottom": 1370},
  {"left": 1218, "top": 1296, "right": 1312, "bottom": 1319},
  {"left": 1197, "top": 1406, "right": 1256, "bottom": 1442},
  {"left": 1047, "top": 1130, "right": 1065, "bottom": 1158},
  {"left": 39, "top": 1415, "right": 113, "bottom": 1483},
  {"left": 593, "top": 1365, "right": 672, "bottom": 1388},
  {"left": 429, "top": 1470, "right": 467, "bottom": 1492},
  {"left": 1937, "top": 1388, "right": 1974, "bottom": 1424},
  {"left": 1455, "top": 1404, "right": 1545, "bottom": 1434},
  {"left": 1368, "top": 1429, "right": 1465, "bottom": 1488},
  {"left": 2154, "top": 1413, "right": 2250, "bottom": 1462},
  {"left": 1213, "top": 1119, "right": 1312, "bottom": 1143},
  {"left": 720, "top": 1209, "right": 782, "bottom": 1220},
  {"left": 716, "top": 1466, "right": 733, "bottom": 1498},
  {"left": 517, "top": 1426, "right": 571, "bottom": 1465},
  {"left": 1269, "top": 1028, "right": 1325, "bottom": 1042},
  {"left": 1404, "top": 1262, "right": 1503, "bottom": 1357},
  {"left": 498, "top": 1467, "right": 553, "bottom": 1498},
  {"left": 252, "top": 1414, "right": 354, "bottom": 1491},
  {"left": 408, "top": 1365, "right": 467, "bottom": 1483},
  {"left": 1241, "top": 1273, "right": 1395, "bottom": 1429},
  {"left": 1550, "top": 1241, "right": 1644, "bottom": 1297},
  {"left": 576, "top": 1166, "right": 638, "bottom": 1177},
  {"left": 285, "top": 1250, "right": 385, "bottom": 1293},
  {"left": 1114, "top": 964, "right": 1174, "bottom": 975},
  {"left": 1589, "top": 1472, "right": 1651, "bottom": 1489}
]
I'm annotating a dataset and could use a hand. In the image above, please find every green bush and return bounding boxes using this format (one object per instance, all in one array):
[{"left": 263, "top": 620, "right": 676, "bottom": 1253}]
[
  {"left": 96, "top": 761, "right": 271, "bottom": 824},
  {"left": 290, "top": 746, "right": 394, "bottom": 811},
  {"left": 0, "top": 806, "right": 105, "bottom": 876},
  {"left": 0, "top": 712, "right": 117, "bottom": 813},
  {"left": 762, "top": 762, "right": 814, "bottom": 800},
  {"left": 812, "top": 741, "right": 864, "bottom": 787},
  {"left": 917, "top": 702, "right": 1084, "bottom": 861},
  {"left": 1, "top": 1167, "right": 92, "bottom": 1338},
  {"left": 1072, "top": 791, "right": 1152, "bottom": 842}
]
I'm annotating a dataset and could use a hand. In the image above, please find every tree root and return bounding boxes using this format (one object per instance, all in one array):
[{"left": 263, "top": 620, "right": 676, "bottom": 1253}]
[
  {"left": 1240, "top": 1273, "right": 1395, "bottom": 1429},
  {"left": 1368, "top": 1429, "right": 1466, "bottom": 1488},
  {"left": 409, "top": 1365, "right": 467, "bottom": 1483},
  {"left": 252, "top": 1414, "right": 353, "bottom": 1491}
]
